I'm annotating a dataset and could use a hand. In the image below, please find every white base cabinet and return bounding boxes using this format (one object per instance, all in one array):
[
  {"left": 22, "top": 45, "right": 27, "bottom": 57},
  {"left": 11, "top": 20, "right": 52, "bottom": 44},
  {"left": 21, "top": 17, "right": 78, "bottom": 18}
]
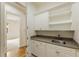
[
  {"left": 31, "top": 40, "right": 39, "bottom": 56},
  {"left": 46, "top": 43, "right": 57, "bottom": 57},
  {"left": 31, "top": 40, "right": 78, "bottom": 57},
  {"left": 56, "top": 45, "right": 76, "bottom": 57},
  {"left": 46, "top": 44, "right": 75, "bottom": 57},
  {"left": 76, "top": 50, "right": 79, "bottom": 57},
  {"left": 31, "top": 40, "right": 46, "bottom": 57}
]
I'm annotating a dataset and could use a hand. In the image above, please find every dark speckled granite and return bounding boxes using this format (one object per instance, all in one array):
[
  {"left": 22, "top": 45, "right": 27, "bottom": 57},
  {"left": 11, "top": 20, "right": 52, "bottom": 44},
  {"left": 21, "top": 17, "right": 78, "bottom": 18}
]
[{"left": 31, "top": 35, "right": 79, "bottom": 49}]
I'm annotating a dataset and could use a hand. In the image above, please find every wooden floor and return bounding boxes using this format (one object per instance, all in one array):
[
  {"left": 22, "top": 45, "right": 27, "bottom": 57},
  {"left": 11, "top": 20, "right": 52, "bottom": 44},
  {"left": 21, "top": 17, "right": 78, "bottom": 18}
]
[
  {"left": 7, "top": 46, "right": 27, "bottom": 57},
  {"left": 18, "top": 46, "right": 27, "bottom": 57}
]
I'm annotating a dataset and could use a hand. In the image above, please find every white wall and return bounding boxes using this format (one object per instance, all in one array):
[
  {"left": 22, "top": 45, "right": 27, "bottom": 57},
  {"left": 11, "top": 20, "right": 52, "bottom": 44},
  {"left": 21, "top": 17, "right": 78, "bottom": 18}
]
[{"left": 36, "top": 31, "right": 74, "bottom": 38}]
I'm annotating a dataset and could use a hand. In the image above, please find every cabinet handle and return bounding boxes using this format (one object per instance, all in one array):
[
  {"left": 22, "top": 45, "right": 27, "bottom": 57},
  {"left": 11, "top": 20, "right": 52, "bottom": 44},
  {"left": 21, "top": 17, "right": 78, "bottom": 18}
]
[{"left": 56, "top": 51, "right": 60, "bottom": 54}]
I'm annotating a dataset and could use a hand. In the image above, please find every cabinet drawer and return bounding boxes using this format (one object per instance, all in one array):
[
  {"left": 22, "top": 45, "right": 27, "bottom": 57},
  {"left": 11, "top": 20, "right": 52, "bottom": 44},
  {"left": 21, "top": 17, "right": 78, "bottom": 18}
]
[
  {"left": 56, "top": 45, "right": 76, "bottom": 57},
  {"left": 46, "top": 43, "right": 76, "bottom": 57}
]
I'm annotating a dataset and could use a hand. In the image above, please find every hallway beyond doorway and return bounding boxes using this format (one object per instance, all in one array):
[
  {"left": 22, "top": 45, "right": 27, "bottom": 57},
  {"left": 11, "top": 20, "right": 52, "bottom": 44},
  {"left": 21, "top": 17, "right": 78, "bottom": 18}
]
[{"left": 7, "top": 38, "right": 20, "bottom": 51}]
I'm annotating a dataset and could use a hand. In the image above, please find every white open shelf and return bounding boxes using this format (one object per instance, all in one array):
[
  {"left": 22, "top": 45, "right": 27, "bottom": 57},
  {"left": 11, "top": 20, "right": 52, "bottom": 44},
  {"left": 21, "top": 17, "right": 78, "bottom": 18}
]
[
  {"left": 49, "top": 20, "right": 72, "bottom": 25},
  {"left": 49, "top": 10, "right": 71, "bottom": 18},
  {"left": 49, "top": 23, "right": 72, "bottom": 30},
  {"left": 48, "top": 3, "right": 73, "bottom": 30}
]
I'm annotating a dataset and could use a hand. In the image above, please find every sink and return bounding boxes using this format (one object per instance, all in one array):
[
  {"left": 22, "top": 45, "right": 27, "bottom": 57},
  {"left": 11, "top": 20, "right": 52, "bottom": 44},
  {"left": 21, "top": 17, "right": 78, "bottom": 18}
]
[{"left": 52, "top": 39, "right": 66, "bottom": 44}]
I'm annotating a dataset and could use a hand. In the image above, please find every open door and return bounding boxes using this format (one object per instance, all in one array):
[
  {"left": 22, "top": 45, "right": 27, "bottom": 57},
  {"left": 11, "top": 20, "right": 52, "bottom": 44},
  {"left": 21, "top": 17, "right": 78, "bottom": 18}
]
[{"left": 0, "top": 2, "right": 27, "bottom": 57}]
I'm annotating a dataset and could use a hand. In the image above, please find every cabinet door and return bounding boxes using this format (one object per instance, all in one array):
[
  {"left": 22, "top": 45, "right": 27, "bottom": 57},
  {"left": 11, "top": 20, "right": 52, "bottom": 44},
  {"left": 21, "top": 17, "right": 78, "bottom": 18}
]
[
  {"left": 31, "top": 40, "right": 36, "bottom": 55},
  {"left": 46, "top": 43, "right": 76, "bottom": 57},
  {"left": 71, "top": 3, "right": 79, "bottom": 30},
  {"left": 31, "top": 40, "right": 46, "bottom": 57},
  {"left": 76, "top": 49, "right": 79, "bottom": 57},
  {"left": 31, "top": 40, "right": 40, "bottom": 56},
  {"left": 56, "top": 46, "right": 76, "bottom": 57},
  {"left": 38, "top": 41, "right": 46, "bottom": 57},
  {"left": 35, "top": 12, "right": 49, "bottom": 30},
  {"left": 46, "top": 44, "right": 57, "bottom": 57}
]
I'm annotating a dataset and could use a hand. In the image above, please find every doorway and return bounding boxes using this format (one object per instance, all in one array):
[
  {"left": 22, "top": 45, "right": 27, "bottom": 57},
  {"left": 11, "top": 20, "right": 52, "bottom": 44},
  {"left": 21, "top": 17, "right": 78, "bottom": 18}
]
[{"left": 5, "top": 2, "right": 27, "bottom": 57}]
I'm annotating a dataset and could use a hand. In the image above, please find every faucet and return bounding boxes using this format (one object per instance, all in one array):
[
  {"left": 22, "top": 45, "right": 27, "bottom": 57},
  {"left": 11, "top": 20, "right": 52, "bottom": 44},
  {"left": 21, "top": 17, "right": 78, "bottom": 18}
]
[
  {"left": 58, "top": 34, "right": 60, "bottom": 37},
  {"left": 57, "top": 34, "right": 62, "bottom": 40}
]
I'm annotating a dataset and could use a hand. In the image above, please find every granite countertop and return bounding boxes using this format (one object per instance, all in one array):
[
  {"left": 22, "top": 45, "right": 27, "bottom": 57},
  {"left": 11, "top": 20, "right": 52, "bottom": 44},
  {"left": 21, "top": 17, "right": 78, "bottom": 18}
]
[{"left": 31, "top": 35, "right": 79, "bottom": 49}]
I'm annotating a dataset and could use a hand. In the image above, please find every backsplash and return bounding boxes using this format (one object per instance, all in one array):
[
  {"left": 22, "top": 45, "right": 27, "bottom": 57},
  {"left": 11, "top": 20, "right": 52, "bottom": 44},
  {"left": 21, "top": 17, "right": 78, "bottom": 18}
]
[{"left": 35, "top": 30, "right": 74, "bottom": 38}]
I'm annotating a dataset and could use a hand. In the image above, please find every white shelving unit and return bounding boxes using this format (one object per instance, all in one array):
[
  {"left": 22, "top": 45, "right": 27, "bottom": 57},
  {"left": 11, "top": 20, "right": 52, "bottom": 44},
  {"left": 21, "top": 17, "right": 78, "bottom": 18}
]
[{"left": 48, "top": 3, "right": 73, "bottom": 30}]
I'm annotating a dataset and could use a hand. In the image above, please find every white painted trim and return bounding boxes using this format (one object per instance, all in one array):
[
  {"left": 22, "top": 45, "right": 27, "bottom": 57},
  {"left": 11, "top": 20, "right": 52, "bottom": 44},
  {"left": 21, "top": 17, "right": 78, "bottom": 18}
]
[
  {"left": 49, "top": 20, "right": 72, "bottom": 25},
  {"left": 0, "top": 2, "right": 7, "bottom": 57}
]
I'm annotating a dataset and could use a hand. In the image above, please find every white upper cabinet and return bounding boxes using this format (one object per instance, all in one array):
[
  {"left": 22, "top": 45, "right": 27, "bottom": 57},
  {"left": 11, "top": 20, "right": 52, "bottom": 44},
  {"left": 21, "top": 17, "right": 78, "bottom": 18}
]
[
  {"left": 34, "top": 12, "right": 49, "bottom": 30},
  {"left": 71, "top": 3, "right": 79, "bottom": 30},
  {"left": 71, "top": 3, "right": 79, "bottom": 44}
]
